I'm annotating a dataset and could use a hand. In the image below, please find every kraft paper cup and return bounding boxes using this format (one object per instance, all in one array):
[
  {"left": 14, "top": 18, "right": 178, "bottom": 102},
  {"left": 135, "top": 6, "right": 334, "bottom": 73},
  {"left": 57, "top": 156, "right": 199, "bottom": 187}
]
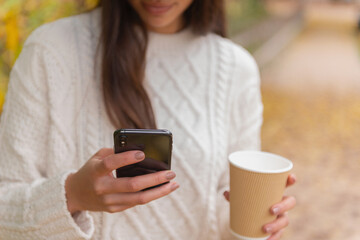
[{"left": 229, "top": 151, "right": 293, "bottom": 240}]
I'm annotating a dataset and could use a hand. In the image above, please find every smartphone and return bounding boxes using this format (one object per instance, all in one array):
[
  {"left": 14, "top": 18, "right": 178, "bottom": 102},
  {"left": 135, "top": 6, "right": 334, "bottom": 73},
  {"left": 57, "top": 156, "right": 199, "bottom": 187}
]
[{"left": 113, "top": 129, "right": 172, "bottom": 179}]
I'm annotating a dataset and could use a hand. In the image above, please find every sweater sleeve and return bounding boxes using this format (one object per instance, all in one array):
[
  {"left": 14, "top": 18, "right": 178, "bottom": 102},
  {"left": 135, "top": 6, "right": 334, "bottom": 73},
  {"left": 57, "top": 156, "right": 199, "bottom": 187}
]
[
  {"left": 216, "top": 45, "right": 263, "bottom": 239},
  {"left": 227, "top": 54, "right": 263, "bottom": 154},
  {"left": 0, "top": 40, "right": 94, "bottom": 239}
]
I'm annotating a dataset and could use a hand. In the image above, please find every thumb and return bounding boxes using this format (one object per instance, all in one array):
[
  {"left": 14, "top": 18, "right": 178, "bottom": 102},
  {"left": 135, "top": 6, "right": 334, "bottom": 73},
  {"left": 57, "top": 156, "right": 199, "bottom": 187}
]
[
  {"left": 93, "top": 148, "right": 114, "bottom": 159},
  {"left": 223, "top": 191, "right": 230, "bottom": 201},
  {"left": 95, "top": 150, "right": 145, "bottom": 176}
]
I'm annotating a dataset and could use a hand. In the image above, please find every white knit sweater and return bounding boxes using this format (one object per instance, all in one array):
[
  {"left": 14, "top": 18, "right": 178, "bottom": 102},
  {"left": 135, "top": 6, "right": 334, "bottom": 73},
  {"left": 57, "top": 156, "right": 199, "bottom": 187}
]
[{"left": 0, "top": 8, "right": 262, "bottom": 240}]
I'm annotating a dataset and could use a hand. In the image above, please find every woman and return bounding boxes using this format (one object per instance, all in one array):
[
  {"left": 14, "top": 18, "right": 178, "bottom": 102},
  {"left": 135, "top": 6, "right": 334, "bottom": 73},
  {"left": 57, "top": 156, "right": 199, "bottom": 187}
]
[{"left": 0, "top": 0, "right": 296, "bottom": 239}]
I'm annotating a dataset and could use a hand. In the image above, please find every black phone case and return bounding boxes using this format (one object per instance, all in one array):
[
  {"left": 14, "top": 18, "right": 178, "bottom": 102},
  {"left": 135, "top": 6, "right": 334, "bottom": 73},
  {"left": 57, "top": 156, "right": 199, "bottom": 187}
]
[{"left": 114, "top": 129, "right": 172, "bottom": 178}]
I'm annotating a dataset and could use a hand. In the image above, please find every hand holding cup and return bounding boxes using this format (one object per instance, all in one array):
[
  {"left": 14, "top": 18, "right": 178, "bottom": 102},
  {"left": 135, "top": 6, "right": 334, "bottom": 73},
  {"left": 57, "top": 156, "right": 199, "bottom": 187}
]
[{"left": 225, "top": 151, "right": 296, "bottom": 240}]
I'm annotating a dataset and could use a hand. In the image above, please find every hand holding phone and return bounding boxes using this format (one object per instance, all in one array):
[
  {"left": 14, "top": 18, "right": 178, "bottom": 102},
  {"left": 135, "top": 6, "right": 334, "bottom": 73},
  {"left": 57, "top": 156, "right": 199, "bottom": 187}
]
[{"left": 65, "top": 148, "right": 178, "bottom": 214}]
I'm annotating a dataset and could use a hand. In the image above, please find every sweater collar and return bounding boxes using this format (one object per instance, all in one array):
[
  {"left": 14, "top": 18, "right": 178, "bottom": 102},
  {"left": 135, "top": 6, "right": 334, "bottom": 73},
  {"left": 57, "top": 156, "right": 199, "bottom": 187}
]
[
  {"left": 90, "top": 7, "right": 197, "bottom": 56},
  {"left": 147, "top": 27, "right": 196, "bottom": 56}
]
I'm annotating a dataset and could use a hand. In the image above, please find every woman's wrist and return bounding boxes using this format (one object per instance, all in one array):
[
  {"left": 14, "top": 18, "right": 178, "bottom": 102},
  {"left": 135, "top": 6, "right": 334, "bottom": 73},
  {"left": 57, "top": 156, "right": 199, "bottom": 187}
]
[{"left": 65, "top": 173, "right": 80, "bottom": 214}]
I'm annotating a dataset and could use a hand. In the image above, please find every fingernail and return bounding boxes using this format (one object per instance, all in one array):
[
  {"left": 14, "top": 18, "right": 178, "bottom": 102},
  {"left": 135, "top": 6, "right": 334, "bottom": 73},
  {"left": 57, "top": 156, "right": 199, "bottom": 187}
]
[
  {"left": 135, "top": 151, "right": 145, "bottom": 160},
  {"left": 264, "top": 226, "right": 272, "bottom": 233},
  {"left": 171, "top": 183, "right": 179, "bottom": 191},
  {"left": 166, "top": 171, "right": 176, "bottom": 180},
  {"left": 272, "top": 207, "right": 280, "bottom": 215}
]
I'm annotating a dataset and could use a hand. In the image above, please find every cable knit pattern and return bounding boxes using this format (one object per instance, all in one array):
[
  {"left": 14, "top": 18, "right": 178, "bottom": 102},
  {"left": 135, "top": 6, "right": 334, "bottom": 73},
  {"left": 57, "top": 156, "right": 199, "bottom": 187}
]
[{"left": 0, "top": 8, "right": 262, "bottom": 240}]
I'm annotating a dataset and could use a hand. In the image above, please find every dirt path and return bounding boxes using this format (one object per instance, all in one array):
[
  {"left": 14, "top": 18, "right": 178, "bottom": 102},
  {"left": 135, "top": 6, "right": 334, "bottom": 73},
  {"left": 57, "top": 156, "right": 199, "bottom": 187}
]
[
  {"left": 260, "top": 3, "right": 360, "bottom": 240},
  {"left": 262, "top": 26, "right": 360, "bottom": 94}
]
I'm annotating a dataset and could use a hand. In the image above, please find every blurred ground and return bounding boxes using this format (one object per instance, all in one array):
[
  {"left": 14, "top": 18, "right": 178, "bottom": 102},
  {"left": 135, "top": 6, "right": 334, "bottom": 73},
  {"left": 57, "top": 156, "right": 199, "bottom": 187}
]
[{"left": 260, "top": 1, "right": 360, "bottom": 239}]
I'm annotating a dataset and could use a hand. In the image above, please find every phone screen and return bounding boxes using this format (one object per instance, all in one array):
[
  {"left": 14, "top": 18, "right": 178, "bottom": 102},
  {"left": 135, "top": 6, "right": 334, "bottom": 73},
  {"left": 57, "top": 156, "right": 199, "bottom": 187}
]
[{"left": 114, "top": 129, "right": 172, "bottom": 178}]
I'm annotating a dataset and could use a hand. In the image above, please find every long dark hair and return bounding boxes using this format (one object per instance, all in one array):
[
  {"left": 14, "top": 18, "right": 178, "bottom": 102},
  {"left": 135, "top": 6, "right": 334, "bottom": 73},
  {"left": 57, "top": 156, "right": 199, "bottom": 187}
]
[{"left": 99, "top": 0, "right": 226, "bottom": 129}]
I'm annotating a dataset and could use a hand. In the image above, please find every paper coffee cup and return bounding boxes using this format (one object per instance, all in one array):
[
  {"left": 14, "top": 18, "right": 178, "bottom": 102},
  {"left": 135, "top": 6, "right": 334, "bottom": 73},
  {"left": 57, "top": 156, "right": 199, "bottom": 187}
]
[{"left": 229, "top": 151, "right": 293, "bottom": 240}]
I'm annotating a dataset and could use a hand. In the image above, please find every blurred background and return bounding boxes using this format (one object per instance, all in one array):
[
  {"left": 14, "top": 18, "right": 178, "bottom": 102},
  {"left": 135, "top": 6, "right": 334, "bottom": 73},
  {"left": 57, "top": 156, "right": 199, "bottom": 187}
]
[{"left": 1, "top": 0, "right": 360, "bottom": 239}]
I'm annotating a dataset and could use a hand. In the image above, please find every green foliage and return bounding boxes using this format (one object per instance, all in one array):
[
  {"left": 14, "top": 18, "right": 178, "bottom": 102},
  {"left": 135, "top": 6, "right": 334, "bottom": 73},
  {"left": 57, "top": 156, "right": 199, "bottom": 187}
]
[{"left": 226, "top": 0, "right": 267, "bottom": 36}]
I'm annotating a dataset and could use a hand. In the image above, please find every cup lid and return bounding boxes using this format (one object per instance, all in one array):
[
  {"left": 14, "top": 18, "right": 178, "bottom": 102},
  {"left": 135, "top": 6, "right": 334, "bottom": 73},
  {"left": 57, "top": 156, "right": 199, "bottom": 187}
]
[{"left": 229, "top": 151, "right": 293, "bottom": 174}]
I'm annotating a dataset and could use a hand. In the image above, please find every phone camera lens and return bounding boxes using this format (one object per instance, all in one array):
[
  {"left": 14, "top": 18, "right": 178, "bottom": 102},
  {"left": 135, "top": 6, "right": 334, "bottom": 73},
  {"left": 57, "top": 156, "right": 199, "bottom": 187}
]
[{"left": 120, "top": 135, "right": 127, "bottom": 147}]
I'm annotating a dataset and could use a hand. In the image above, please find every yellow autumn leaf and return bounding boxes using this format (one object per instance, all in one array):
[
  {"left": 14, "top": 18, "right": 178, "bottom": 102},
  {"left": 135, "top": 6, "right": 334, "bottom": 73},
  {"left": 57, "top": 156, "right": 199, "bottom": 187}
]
[
  {"left": 85, "top": 0, "right": 98, "bottom": 8},
  {"left": 0, "top": 88, "right": 5, "bottom": 114},
  {"left": 4, "top": 9, "right": 20, "bottom": 65}
]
